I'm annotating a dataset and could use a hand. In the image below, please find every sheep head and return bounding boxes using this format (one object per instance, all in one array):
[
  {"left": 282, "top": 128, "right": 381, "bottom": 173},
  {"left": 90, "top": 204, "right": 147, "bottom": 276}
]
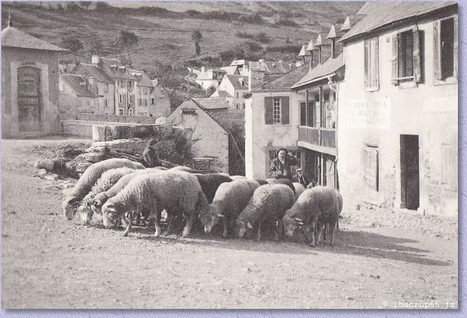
[
  {"left": 62, "top": 197, "right": 81, "bottom": 221},
  {"left": 282, "top": 214, "right": 303, "bottom": 237},
  {"left": 199, "top": 205, "right": 223, "bottom": 233},
  {"left": 236, "top": 220, "right": 253, "bottom": 238},
  {"left": 77, "top": 202, "right": 94, "bottom": 225},
  {"left": 101, "top": 201, "right": 122, "bottom": 229}
]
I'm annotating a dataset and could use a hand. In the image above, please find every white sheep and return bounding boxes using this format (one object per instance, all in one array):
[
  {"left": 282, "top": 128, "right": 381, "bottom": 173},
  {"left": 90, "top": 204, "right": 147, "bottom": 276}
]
[
  {"left": 199, "top": 179, "right": 259, "bottom": 238},
  {"left": 236, "top": 184, "right": 295, "bottom": 241},
  {"left": 292, "top": 182, "right": 306, "bottom": 201},
  {"left": 101, "top": 171, "right": 209, "bottom": 238},
  {"left": 77, "top": 167, "right": 136, "bottom": 225},
  {"left": 90, "top": 167, "right": 166, "bottom": 215},
  {"left": 62, "top": 158, "right": 145, "bottom": 221},
  {"left": 282, "top": 186, "right": 343, "bottom": 247}
]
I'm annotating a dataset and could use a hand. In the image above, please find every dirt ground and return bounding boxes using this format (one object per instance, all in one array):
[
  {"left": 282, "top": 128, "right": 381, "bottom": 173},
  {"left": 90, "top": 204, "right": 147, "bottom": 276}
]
[{"left": 1, "top": 138, "right": 459, "bottom": 310}]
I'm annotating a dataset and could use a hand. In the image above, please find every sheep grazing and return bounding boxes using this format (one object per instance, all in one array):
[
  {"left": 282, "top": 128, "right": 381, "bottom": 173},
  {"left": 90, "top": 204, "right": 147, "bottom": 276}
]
[
  {"left": 101, "top": 171, "right": 209, "bottom": 238},
  {"left": 292, "top": 182, "right": 306, "bottom": 201},
  {"left": 77, "top": 167, "right": 136, "bottom": 225},
  {"left": 266, "top": 178, "right": 295, "bottom": 194},
  {"left": 282, "top": 186, "right": 343, "bottom": 247},
  {"left": 91, "top": 167, "right": 165, "bottom": 215},
  {"left": 62, "top": 158, "right": 145, "bottom": 221},
  {"left": 199, "top": 179, "right": 259, "bottom": 238},
  {"left": 236, "top": 184, "right": 295, "bottom": 241}
]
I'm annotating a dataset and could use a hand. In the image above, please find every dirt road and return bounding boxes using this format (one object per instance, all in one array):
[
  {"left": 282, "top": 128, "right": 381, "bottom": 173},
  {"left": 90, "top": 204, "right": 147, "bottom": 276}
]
[{"left": 1, "top": 138, "right": 458, "bottom": 310}]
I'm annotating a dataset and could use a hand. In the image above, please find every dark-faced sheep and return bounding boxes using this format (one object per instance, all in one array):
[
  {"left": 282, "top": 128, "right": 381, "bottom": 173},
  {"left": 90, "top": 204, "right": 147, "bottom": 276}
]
[
  {"left": 282, "top": 186, "right": 343, "bottom": 247},
  {"left": 101, "top": 171, "right": 209, "bottom": 238},
  {"left": 62, "top": 158, "right": 145, "bottom": 221},
  {"left": 199, "top": 179, "right": 259, "bottom": 238},
  {"left": 236, "top": 184, "right": 295, "bottom": 241}
]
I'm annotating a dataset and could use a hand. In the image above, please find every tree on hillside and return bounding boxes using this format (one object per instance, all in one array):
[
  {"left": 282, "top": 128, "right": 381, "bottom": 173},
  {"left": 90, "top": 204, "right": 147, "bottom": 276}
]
[
  {"left": 60, "top": 35, "right": 84, "bottom": 63},
  {"left": 87, "top": 37, "right": 103, "bottom": 56},
  {"left": 149, "top": 60, "right": 187, "bottom": 110},
  {"left": 116, "top": 30, "right": 139, "bottom": 66},
  {"left": 191, "top": 30, "right": 203, "bottom": 56}
]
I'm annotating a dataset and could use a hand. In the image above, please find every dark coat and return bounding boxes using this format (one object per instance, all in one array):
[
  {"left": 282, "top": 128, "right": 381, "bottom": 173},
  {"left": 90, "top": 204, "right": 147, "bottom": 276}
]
[{"left": 268, "top": 156, "right": 298, "bottom": 181}]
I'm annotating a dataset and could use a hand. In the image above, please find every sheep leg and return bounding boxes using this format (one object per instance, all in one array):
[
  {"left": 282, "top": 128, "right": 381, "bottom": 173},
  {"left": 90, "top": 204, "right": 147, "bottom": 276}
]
[
  {"left": 123, "top": 212, "right": 133, "bottom": 237},
  {"left": 182, "top": 212, "right": 196, "bottom": 238},
  {"left": 222, "top": 216, "right": 229, "bottom": 238},
  {"left": 309, "top": 220, "right": 317, "bottom": 247},
  {"left": 329, "top": 219, "right": 336, "bottom": 246},
  {"left": 274, "top": 220, "right": 283, "bottom": 242},
  {"left": 153, "top": 207, "right": 162, "bottom": 238},
  {"left": 256, "top": 221, "right": 262, "bottom": 241}
]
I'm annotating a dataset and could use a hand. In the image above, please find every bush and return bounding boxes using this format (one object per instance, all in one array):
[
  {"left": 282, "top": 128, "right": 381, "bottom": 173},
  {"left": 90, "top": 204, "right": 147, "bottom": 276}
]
[
  {"left": 276, "top": 19, "right": 299, "bottom": 28},
  {"left": 238, "top": 13, "right": 264, "bottom": 24}
]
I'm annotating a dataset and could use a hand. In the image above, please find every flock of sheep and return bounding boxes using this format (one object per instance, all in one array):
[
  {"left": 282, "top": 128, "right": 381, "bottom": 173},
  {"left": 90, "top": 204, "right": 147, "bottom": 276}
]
[{"left": 62, "top": 158, "right": 343, "bottom": 247}]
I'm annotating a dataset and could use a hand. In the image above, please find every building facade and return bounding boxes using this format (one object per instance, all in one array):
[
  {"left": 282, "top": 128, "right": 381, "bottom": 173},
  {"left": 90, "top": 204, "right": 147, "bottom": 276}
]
[
  {"left": 2, "top": 23, "right": 66, "bottom": 138},
  {"left": 338, "top": 2, "right": 458, "bottom": 216}
]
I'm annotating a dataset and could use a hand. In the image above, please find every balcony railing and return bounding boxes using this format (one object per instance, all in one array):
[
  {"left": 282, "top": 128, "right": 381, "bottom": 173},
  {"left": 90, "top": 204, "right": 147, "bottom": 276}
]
[{"left": 298, "top": 126, "right": 335, "bottom": 148}]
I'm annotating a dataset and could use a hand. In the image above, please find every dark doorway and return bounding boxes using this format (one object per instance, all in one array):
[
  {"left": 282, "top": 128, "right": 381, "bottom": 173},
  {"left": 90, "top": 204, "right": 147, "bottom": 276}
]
[
  {"left": 400, "top": 135, "right": 420, "bottom": 210},
  {"left": 17, "top": 67, "right": 41, "bottom": 132}
]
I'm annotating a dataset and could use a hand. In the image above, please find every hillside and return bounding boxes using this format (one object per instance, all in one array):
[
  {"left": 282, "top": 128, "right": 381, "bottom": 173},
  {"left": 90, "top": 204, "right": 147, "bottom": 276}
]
[{"left": 1, "top": 1, "right": 363, "bottom": 73}]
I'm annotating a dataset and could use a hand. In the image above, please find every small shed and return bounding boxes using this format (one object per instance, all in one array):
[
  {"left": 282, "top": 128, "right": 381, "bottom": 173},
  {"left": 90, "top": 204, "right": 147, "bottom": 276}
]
[{"left": 2, "top": 18, "right": 66, "bottom": 138}]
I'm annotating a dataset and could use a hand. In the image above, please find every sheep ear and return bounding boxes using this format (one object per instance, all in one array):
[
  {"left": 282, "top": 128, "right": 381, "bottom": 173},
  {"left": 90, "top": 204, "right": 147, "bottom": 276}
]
[
  {"left": 293, "top": 217, "right": 303, "bottom": 222},
  {"left": 67, "top": 197, "right": 80, "bottom": 205},
  {"left": 247, "top": 222, "right": 253, "bottom": 229},
  {"left": 217, "top": 214, "right": 225, "bottom": 218}
]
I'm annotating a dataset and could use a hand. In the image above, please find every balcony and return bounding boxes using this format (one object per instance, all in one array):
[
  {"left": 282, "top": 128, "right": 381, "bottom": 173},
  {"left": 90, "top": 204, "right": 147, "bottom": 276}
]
[{"left": 298, "top": 126, "right": 336, "bottom": 154}]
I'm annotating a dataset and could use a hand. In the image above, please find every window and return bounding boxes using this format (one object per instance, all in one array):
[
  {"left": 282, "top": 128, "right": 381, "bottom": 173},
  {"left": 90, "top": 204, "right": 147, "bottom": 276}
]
[
  {"left": 128, "top": 108, "right": 133, "bottom": 116},
  {"left": 151, "top": 98, "right": 155, "bottom": 105},
  {"left": 364, "top": 37, "right": 379, "bottom": 90},
  {"left": 139, "top": 99, "right": 142, "bottom": 106},
  {"left": 104, "top": 84, "right": 108, "bottom": 93},
  {"left": 391, "top": 27, "right": 423, "bottom": 85},
  {"left": 120, "top": 80, "right": 125, "bottom": 89},
  {"left": 119, "top": 94, "right": 122, "bottom": 104},
  {"left": 265, "top": 96, "right": 290, "bottom": 125},
  {"left": 144, "top": 99, "right": 148, "bottom": 107},
  {"left": 242, "top": 103, "right": 245, "bottom": 109},
  {"left": 434, "top": 16, "right": 458, "bottom": 82},
  {"left": 273, "top": 97, "right": 281, "bottom": 123},
  {"left": 300, "top": 101, "right": 315, "bottom": 126},
  {"left": 118, "top": 108, "right": 124, "bottom": 115},
  {"left": 363, "top": 146, "right": 379, "bottom": 191},
  {"left": 104, "top": 100, "right": 108, "bottom": 108}
]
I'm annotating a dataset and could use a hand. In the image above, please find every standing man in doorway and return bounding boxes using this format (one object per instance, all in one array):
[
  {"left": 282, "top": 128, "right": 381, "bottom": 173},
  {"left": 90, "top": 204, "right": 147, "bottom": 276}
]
[
  {"left": 295, "top": 167, "right": 310, "bottom": 188},
  {"left": 269, "top": 148, "right": 298, "bottom": 181}
]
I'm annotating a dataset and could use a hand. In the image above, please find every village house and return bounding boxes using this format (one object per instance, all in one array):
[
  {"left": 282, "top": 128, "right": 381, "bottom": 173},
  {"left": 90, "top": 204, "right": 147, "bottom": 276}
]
[
  {"left": 59, "top": 74, "right": 98, "bottom": 115},
  {"left": 244, "top": 64, "right": 308, "bottom": 179},
  {"left": 167, "top": 98, "right": 244, "bottom": 174},
  {"left": 1, "top": 18, "right": 66, "bottom": 138},
  {"left": 337, "top": 2, "right": 458, "bottom": 216},
  {"left": 291, "top": 26, "right": 346, "bottom": 188},
  {"left": 70, "top": 55, "right": 170, "bottom": 118},
  {"left": 212, "top": 74, "right": 249, "bottom": 109}
]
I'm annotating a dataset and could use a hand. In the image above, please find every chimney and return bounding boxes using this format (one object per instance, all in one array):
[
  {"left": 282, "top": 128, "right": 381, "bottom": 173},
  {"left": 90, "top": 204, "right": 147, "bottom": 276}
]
[
  {"left": 306, "top": 38, "right": 315, "bottom": 69},
  {"left": 7, "top": 12, "right": 12, "bottom": 27},
  {"left": 91, "top": 55, "right": 101, "bottom": 67},
  {"left": 201, "top": 66, "right": 206, "bottom": 73},
  {"left": 327, "top": 25, "right": 337, "bottom": 59},
  {"left": 315, "top": 34, "right": 323, "bottom": 64},
  {"left": 298, "top": 45, "right": 308, "bottom": 64},
  {"left": 340, "top": 16, "right": 352, "bottom": 32}
]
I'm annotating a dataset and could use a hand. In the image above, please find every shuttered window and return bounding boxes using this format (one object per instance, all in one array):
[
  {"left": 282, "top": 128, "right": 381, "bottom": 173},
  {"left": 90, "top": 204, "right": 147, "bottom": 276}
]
[
  {"left": 265, "top": 96, "right": 290, "bottom": 125},
  {"left": 391, "top": 27, "right": 423, "bottom": 85},
  {"left": 364, "top": 37, "right": 379, "bottom": 91},
  {"left": 434, "top": 16, "right": 458, "bottom": 83}
]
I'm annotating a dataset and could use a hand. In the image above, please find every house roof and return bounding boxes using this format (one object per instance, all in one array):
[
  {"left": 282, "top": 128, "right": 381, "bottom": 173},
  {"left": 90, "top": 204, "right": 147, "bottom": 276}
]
[
  {"left": 98, "top": 57, "right": 139, "bottom": 81},
  {"left": 2, "top": 26, "right": 66, "bottom": 52},
  {"left": 61, "top": 74, "right": 97, "bottom": 98},
  {"left": 249, "top": 60, "right": 295, "bottom": 75},
  {"left": 129, "top": 69, "right": 153, "bottom": 87},
  {"left": 339, "top": 1, "right": 457, "bottom": 43},
  {"left": 192, "top": 97, "right": 230, "bottom": 110},
  {"left": 225, "top": 75, "right": 249, "bottom": 90},
  {"left": 291, "top": 54, "right": 344, "bottom": 89},
  {"left": 76, "top": 63, "right": 114, "bottom": 84},
  {"left": 252, "top": 64, "right": 309, "bottom": 92},
  {"left": 212, "top": 90, "right": 233, "bottom": 98},
  {"left": 220, "top": 65, "right": 239, "bottom": 75}
]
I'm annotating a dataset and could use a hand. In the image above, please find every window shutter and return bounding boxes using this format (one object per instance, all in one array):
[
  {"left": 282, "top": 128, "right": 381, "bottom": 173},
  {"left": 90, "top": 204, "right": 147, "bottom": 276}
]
[
  {"left": 373, "top": 38, "right": 380, "bottom": 89},
  {"left": 265, "top": 97, "right": 273, "bottom": 124},
  {"left": 413, "top": 27, "right": 422, "bottom": 83},
  {"left": 281, "top": 96, "right": 290, "bottom": 124},
  {"left": 453, "top": 15, "right": 458, "bottom": 79},
  {"left": 391, "top": 34, "right": 399, "bottom": 85},
  {"left": 433, "top": 20, "right": 441, "bottom": 80},
  {"left": 364, "top": 40, "right": 369, "bottom": 88}
]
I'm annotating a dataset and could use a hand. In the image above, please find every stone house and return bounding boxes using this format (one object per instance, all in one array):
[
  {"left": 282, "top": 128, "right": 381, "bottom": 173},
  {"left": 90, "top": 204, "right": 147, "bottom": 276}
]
[
  {"left": 337, "top": 2, "right": 458, "bottom": 216},
  {"left": 244, "top": 64, "right": 308, "bottom": 179},
  {"left": 167, "top": 98, "right": 230, "bottom": 173},
  {"left": 2, "top": 20, "right": 66, "bottom": 138},
  {"left": 212, "top": 75, "right": 249, "bottom": 110},
  {"left": 59, "top": 74, "right": 98, "bottom": 115}
]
